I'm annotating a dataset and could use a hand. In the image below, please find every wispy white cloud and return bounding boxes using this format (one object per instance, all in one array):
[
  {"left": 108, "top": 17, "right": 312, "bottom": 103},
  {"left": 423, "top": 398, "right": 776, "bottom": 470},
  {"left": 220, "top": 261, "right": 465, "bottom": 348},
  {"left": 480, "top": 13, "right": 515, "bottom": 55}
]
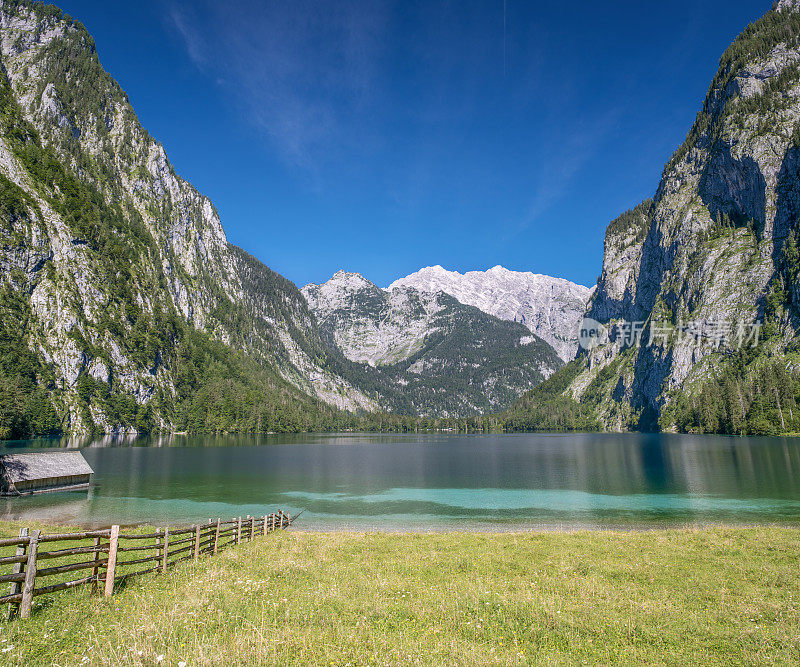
[
  {"left": 164, "top": 0, "right": 389, "bottom": 172},
  {"left": 163, "top": 0, "right": 625, "bottom": 235},
  {"left": 166, "top": 3, "right": 207, "bottom": 68},
  {"left": 510, "top": 104, "right": 623, "bottom": 238}
]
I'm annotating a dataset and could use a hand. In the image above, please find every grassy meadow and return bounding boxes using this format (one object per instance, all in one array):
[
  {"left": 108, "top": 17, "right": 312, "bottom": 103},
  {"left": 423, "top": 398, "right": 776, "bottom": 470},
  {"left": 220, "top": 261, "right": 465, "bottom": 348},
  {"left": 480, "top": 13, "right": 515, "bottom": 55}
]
[{"left": 0, "top": 523, "right": 797, "bottom": 665}]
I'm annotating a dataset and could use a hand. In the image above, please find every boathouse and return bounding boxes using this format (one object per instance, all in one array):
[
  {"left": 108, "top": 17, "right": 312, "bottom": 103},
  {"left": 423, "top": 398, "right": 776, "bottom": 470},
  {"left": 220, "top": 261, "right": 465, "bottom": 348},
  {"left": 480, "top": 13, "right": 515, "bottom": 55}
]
[{"left": 0, "top": 452, "right": 93, "bottom": 495}]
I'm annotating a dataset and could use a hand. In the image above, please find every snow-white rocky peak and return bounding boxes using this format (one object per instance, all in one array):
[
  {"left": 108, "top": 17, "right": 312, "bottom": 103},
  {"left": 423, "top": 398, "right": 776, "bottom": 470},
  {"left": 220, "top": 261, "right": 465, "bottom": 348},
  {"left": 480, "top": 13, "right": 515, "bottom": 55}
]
[
  {"left": 388, "top": 265, "right": 593, "bottom": 361},
  {"left": 302, "top": 271, "right": 447, "bottom": 366}
]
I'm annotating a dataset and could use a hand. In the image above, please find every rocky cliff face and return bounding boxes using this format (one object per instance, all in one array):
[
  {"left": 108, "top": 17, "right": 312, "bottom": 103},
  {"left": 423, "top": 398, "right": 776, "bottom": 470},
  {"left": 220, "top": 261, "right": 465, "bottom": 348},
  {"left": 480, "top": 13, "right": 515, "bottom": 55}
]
[
  {"left": 0, "top": 0, "right": 372, "bottom": 435},
  {"left": 561, "top": 1, "right": 800, "bottom": 430},
  {"left": 303, "top": 270, "right": 563, "bottom": 416},
  {"left": 388, "top": 265, "right": 593, "bottom": 362}
]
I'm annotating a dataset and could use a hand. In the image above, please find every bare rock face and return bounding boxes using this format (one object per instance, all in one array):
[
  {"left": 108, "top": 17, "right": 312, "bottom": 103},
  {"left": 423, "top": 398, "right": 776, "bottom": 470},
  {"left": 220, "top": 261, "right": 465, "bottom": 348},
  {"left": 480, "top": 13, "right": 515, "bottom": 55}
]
[
  {"left": 388, "top": 265, "right": 593, "bottom": 362},
  {"left": 565, "top": 2, "right": 800, "bottom": 429},
  {"left": 586, "top": 201, "right": 652, "bottom": 325}
]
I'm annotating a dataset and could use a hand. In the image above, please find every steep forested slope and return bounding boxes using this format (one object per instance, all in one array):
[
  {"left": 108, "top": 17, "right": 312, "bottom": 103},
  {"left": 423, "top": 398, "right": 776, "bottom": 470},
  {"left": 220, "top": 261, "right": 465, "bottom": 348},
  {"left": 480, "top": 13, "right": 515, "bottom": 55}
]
[{"left": 0, "top": 0, "right": 375, "bottom": 437}]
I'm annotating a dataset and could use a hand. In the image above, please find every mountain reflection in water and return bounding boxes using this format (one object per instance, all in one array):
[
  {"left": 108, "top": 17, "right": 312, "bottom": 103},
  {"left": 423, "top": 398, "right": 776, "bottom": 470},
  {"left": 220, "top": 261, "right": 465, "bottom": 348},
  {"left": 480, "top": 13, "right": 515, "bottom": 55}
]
[{"left": 1, "top": 433, "right": 798, "bottom": 530}]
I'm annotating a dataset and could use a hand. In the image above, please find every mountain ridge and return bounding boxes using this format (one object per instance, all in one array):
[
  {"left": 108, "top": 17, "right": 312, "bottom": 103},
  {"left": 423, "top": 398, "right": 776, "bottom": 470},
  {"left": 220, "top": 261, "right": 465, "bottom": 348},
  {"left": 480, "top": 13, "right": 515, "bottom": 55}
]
[
  {"left": 387, "top": 264, "right": 593, "bottom": 362},
  {"left": 5, "top": 0, "right": 798, "bottom": 437},
  {"left": 302, "top": 269, "right": 563, "bottom": 416},
  {"left": 0, "top": 0, "right": 571, "bottom": 434}
]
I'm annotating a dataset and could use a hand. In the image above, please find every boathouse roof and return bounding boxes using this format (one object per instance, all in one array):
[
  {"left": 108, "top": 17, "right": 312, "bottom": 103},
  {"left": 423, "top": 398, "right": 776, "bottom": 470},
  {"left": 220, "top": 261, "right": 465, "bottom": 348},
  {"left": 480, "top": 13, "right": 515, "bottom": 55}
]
[{"left": 0, "top": 452, "right": 93, "bottom": 483}]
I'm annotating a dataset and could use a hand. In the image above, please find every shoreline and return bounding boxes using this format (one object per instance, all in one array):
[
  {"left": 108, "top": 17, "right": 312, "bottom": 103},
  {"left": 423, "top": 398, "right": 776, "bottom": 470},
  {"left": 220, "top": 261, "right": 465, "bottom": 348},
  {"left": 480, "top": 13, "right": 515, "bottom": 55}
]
[
  {"left": 8, "top": 430, "right": 800, "bottom": 447},
  {"left": 2, "top": 517, "right": 798, "bottom": 534},
  {"left": 283, "top": 520, "right": 800, "bottom": 533}
]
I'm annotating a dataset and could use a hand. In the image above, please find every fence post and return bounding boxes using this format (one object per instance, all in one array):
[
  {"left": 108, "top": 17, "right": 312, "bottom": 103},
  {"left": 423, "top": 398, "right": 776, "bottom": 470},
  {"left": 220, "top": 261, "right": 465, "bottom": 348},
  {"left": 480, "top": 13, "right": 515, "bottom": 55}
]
[
  {"left": 6, "top": 527, "right": 28, "bottom": 620},
  {"left": 193, "top": 525, "right": 200, "bottom": 559},
  {"left": 161, "top": 528, "right": 170, "bottom": 573},
  {"left": 90, "top": 535, "right": 102, "bottom": 596},
  {"left": 19, "top": 530, "right": 40, "bottom": 619},
  {"left": 236, "top": 517, "right": 241, "bottom": 545},
  {"left": 213, "top": 519, "right": 220, "bottom": 555},
  {"left": 104, "top": 525, "right": 120, "bottom": 597},
  {"left": 250, "top": 516, "right": 255, "bottom": 541},
  {"left": 263, "top": 515, "right": 268, "bottom": 536}
]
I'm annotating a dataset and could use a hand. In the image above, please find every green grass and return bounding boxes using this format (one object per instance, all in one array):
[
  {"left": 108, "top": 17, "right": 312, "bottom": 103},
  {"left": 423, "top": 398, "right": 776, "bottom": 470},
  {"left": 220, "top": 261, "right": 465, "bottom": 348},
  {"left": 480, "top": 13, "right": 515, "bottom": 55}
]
[{"left": 0, "top": 523, "right": 798, "bottom": 665}]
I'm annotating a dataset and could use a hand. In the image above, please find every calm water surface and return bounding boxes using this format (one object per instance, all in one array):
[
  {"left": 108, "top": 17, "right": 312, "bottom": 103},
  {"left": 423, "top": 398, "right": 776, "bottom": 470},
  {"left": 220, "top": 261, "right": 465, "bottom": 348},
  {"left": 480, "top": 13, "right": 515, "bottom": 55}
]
[{"left": 1, "top": 433, "right": 799, "bottom": 530}]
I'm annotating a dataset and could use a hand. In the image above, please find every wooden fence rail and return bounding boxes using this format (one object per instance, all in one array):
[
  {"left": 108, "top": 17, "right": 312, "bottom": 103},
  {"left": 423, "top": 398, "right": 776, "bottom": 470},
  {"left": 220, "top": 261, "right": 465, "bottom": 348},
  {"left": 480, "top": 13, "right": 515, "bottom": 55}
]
[{"left": 2, "top": 511, "right": 292, "bottom": 620}]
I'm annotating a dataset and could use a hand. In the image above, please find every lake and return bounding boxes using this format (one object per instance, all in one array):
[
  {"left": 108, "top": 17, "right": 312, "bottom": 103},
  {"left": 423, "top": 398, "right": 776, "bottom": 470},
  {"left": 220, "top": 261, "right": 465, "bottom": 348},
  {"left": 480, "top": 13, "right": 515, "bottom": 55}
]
[{"left": 1, "top": 432, "right": 799, "bottom": 530}]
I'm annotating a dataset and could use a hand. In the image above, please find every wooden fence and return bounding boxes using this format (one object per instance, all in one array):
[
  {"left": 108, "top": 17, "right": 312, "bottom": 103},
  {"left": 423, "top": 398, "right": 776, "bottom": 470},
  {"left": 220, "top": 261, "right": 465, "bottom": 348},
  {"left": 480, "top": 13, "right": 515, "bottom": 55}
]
[{"left": 0, "top": 510, "right": 292, "bottom": 620}]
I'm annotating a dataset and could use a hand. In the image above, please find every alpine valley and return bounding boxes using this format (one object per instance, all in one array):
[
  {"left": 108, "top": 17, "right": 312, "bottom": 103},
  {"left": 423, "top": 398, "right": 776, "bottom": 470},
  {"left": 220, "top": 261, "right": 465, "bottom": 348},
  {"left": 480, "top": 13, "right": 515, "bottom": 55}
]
[
  {"left": 3, "top": 0, "right": 800, "bottom": 438},
  {"left": 0, "top": 0, "right": 584, "bottom": 437}
]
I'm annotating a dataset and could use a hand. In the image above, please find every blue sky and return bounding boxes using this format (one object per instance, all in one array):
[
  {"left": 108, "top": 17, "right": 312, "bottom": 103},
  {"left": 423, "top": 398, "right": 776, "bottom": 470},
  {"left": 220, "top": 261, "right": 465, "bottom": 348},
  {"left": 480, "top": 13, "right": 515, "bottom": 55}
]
[{"left": 60, "top": 0, "right": 764, "bottom": 288}]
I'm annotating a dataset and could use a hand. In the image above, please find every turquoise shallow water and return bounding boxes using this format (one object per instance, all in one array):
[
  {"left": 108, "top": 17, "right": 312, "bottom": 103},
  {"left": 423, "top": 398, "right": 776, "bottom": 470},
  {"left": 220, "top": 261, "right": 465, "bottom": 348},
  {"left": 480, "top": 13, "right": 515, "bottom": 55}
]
[{"left": 1, "top": 432, "right": 799, "bottom": 530}]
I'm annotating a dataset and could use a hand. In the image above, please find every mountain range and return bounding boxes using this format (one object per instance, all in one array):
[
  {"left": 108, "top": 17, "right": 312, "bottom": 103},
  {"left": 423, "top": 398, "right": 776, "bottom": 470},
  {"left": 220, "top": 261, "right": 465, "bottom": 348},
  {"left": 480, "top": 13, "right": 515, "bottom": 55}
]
[
  {"left": 388, "top": 265, "right": 593, "bottom": 362},
  {"left": 302, "top": 270, "right": 565, "bottom": 415},
  {"left": 3, "top": 0, "right": 800, "bottom": 437},
  {"left": 0, "top": 0, "right": 584, "bottom": 435}
]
